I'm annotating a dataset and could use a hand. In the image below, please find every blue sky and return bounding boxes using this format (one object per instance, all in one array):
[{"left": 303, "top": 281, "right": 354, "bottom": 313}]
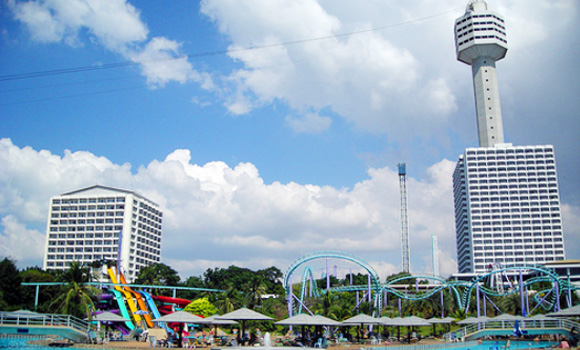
[{"left": 0, "top": 0, "right": 579, "bottom": 280}]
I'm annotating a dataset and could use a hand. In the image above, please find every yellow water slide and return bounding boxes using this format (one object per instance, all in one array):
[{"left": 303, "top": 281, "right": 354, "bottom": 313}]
[
  {"left": 107, "top": 267, "right": 143, "bottom": 324},
  {"left": 119, "top": 272, "right": 153, "bottom": 328}
]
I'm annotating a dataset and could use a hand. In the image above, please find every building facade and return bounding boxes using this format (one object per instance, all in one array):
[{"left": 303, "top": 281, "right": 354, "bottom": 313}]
[
  {"left": 452, "top": 1, "right": 566, "bottom": 274},
  {"left": 42, "top": 185, "right": 162, "bottom": 281},
  {"left": 453, "top": 145, "right": 565, "bottom": 273}
]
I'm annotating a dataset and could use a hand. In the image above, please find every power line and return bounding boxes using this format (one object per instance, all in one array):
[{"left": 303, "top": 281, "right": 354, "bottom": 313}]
[{"left": 0, "top": 7, "right": 460, "bottom": 83}]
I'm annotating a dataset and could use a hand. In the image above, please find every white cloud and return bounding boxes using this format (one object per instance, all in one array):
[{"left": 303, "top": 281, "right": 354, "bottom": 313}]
[
  {"left": 8, "top": 0, "right": 210, "bottom": 88},
  {"left": 0, "top": 138, "right": 464, "bottom": 278},
  {"left": 2, "top": 139, "right": 579, "bottom": 278},
  {"left": 0, "top": 215, "right": 45, "bottom": 266},
  {"left": 285, "top": 112, "right": 332, "bottom": 133}
]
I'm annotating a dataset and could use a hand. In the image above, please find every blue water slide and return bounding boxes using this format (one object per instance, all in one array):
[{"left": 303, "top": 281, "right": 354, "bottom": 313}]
[
  {"left": 139, "top": 291, "right": 172, "bottom": 333},
  {"left": 109, "top": 288, "right": 135, "bottom": 330}
]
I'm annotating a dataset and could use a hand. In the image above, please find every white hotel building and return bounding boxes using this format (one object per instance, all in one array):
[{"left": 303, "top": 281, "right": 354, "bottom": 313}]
[
  {"left": 453, "top": 145, "right": 566, "bottom": 274},
  {"left": 452, "top": 1, "right": 566, "bottom": 274},
  {"left": 42, "top": 185, "right": 162, "bottom": 281}
]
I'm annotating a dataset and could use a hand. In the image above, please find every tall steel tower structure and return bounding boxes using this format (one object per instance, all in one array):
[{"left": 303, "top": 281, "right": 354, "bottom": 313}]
[
  {"left": 432, "top": 235, "right": 440, "bottom": 282},
  {"left": 398, "top": 163, "right": 410, "bottom": 273},
  {"left": 455, "top": 0, "right": 508, "bottom": 148}
]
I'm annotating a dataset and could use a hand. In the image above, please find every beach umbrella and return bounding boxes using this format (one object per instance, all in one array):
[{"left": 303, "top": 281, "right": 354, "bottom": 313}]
[
  {"left": 397, "top": 316, "right": 430, "bottom": 342},
  {"left": 456, "top": 316, "right": 491, "bottom": 325},
  {"left": 153, "top": 311, "right": 211, "bottom": 348},
  {"left": 276, "top": 313, "right": 319, "bottom": 326},
  {"left": 383, "top": 317, "right": 404, "bottom": 341},
  {"left": 204, "top": 315, "right": 238, "bottom": 338},
  {"left": 92, "top": 311, "right": 129, "bottom": 323},
  {"left": 87, "top": 311, "right": 130, "bottom": 340},
  {"left": 342, "top": 314, "right": 382, "bottom": 341},
  {"left": 217, "top": 308, "right": 273, "bottom": 343},
  {"left": 312, "top": 315, "right": 342, "bottom": 326},
  {"left": 547, "top": 305, "right": 580, "bottom": 317},
  {"left": 427, "top": 317, "right": 451, "bottom": 337},
  {"left": 491, "top": 314, "right": 525, "bottom": 321},
  {"left": 341, "top": 313, "right": 382, "bottom": 325},
  {"left": 204, "top": 315, "right": 238, "bottom": 325}
]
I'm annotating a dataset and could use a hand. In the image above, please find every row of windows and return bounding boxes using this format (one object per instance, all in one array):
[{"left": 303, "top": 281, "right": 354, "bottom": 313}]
[
  {"left": 52, "top": 205, "right": 125, "bottom": 211},
  {"left": 466, "top": 147, "right": 553, "bottom": 155},
  {"left": 48, "top": 239, "right": 118, "bottom": 246},
  {"left": 473, "top": 255, "right": 562, "bottom": 267},
  {"left": 472, "top": 236, "right": 563, "bottom": 242},
  {"left": 473, "top": 244, "right": 564, "bottom": 252},
  {"left": 471, "top": 208, "right": 560, "bottom": 215},
  {"left": 456, "top": 13, "right": 505, "bottom": 26},
  {"left": 51, "top": 211, "right": 124, "bottom": 218},
  {"left": 468, "top": 179, "right": 558, "bottom": 186},
  {"left": 457, "top": 26, "right": 506, "bottom": 40},
  {"left": 51, "top": 218, "right": 124, "bottom": 225},
  {"left": 53, "top": 197, "right": 126, "bottom": 204},
  {"left": 49, "top": 225, "right": 123, "bottom": 232},
  {"left": 466, "top": 154, "right": 554, "bottom": 161},
  {"left": 458, "top": 34, "right": 507, "bottom": 47}
]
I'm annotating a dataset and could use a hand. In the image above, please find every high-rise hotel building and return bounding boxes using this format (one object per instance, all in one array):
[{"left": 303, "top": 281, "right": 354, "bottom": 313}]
[
  {"left": 452, "top": 1, "right": 566, "bottom": 274},
  {"left": 43, "top": 185, "right": 162, "bottom": 281}
]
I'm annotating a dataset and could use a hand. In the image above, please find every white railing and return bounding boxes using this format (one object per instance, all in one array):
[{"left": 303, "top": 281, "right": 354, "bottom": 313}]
[
  {"left": 444, "top": 318, "right": 580, "bottom": 341},
  {"left": 0, "top": 312, "right": 94, "bottom": 334}
]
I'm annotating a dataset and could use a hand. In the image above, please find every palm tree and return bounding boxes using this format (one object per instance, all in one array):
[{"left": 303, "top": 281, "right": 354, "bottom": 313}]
[{"left": 51, "top": 262, "right": 98, "bottom": 319}]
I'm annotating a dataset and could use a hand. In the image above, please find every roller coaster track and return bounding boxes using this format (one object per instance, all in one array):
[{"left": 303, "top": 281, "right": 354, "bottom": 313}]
[{"left": 283, "top": 251, "right": 579, "bottom": 316}]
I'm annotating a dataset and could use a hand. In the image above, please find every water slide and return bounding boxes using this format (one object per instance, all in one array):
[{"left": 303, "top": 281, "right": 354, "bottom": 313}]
[
  {"left": 108, "top": 288, "right": 135, "bottom": 330},
  {"left": 107, "top": 268, "right": 143, "bottom": 325},
  {"left": 119, "top": 272, "right": 154, "bottom": 328},
  {"left": 153, "top": 295, "right": 190, "bottom": 312},
  {"left": 140, "top": 291, "right": 173, "bottom": 334}
]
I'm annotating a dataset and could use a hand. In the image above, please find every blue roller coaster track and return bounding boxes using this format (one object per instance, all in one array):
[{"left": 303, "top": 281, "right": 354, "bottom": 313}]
[{"left": 283, "top": 251, "right": 578, "bottom": 316}]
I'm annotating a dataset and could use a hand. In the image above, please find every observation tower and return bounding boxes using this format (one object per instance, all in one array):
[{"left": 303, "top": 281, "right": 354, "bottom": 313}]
[{"left": 455, "top": 0, "right": 508, "bottom": 148}]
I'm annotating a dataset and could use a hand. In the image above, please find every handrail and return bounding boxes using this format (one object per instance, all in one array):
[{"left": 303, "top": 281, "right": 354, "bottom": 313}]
[
  {"left": 443, "top": 318, "right": 580, "bottom": 341},
  {"left": 0, "top": 312, "right": 95, "bottom": 334}
]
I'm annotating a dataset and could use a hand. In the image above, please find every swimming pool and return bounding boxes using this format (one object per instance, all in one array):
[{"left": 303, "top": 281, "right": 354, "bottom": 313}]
[{"left": 369, "top": 340, "right": 557, "bottom": 350}]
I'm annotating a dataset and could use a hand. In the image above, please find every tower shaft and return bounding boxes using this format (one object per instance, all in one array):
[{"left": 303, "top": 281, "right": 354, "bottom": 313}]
[
  {"left": 472, "top": 56, "right": 505, "bottom": 147},
  {"left": 398, "top": 163, "right": 410, "bottom": 273}
]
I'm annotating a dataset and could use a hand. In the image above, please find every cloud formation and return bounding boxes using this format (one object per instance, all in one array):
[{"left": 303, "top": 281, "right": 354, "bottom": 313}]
[
  {"left": 8, "top": 0, "right": 209, "bottom": 88},
  {"left": 0, "top": 138, "right": 455, "bottom": 278},
  {"left": 2, "top": 139, "right": 579, "bottom": 278}
]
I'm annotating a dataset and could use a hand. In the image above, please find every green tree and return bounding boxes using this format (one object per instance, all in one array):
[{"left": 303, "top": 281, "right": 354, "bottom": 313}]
[
  {"left": 19, "top": 267, "right": 58, "bottom": 312},
  {"left": 0, "top": 257, "right": 22, "bottom": 310},
  {"left": 134, "top": 263, "right": 180, "bottom": 292},
  {"left": 183, "top": 297, "right": 217, "bottom": 317},
  {"left": 50, "top": 262, "right": 97, "bottom": 319}
]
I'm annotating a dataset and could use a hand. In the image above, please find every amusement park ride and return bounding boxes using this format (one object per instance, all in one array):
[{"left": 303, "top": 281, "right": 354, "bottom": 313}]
[{"left": 283, "top": 251, "right": 578, "bottom": 319}]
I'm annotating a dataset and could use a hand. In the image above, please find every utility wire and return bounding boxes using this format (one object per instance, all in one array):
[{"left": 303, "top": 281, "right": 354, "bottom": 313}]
[{"left": 0, "top": 7, "right": 461, "bottom": 83}]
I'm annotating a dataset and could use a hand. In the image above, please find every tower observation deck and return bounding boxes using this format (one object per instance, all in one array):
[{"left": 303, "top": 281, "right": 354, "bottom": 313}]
[{"left": 455, "top": 0, "right": 508, "bottom": 148}]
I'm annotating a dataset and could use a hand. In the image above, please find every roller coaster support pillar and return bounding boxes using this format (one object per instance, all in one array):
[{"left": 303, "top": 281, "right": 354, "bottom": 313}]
[
  {"left": 288, "top": 275, "right": 293, "bottom": 317},
  {"left": 483, "top": 290, "right": 487, "bottom": 316},
  {"left": 555, "top": 282, "right": 560, "bottom": 311},
  {"left": 368, "top": 274, "right": 371, "bottom": 302},
  {"left": 519, "top": 269, "right": 526, "bottom": 316},
  {"left": 326, "top": 258, "right": 330, "bottom": 290},
  {"left": 398, "top": 298, "right": 401, "bottom": 316},
  {"left": 568, "top": 274, "right": 572, "bottom": 308},
  {"left": 440, "top": 291, "right": 444, "bottom": 318},
  {"left": 476, "top": 283, "right": 481, "bottom": 318}
]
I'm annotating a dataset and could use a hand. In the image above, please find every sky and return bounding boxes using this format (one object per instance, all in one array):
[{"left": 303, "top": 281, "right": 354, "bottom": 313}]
[{"left": 0, "top": 0, "right": 579, "bottom": 281}]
